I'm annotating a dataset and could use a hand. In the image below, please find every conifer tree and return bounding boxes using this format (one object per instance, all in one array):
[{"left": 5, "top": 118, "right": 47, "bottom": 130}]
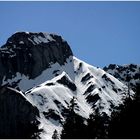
[
  {"left": 52, "top": 129, "right": 59, "bottom": 139},
  {"left": 61, "top": 96, "right": 86, "bottom": 139},
  {"left": 86, "top": 108, "right": 109, "bottom": 139},
  {"left": 108, "top": 84, "right": 140, "bottom": 138}
]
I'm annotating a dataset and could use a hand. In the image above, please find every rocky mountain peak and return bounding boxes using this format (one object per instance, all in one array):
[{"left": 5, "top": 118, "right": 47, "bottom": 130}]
[
  {"left": 4, "top": 32, "right": 67, "bottom": 47},
  {"left": 0, "top": 32, "right": 73, "bottom": 85}
]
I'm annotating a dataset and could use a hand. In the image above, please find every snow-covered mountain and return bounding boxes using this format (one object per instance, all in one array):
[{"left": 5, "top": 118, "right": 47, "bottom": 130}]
[
  {"left": 0, "top": 32, "right": 134, "bottom": 139},
  {"left": 104, "top": 64, "right": 140, "bottom": 91},
  {"left": 26, "top": 56, "right": 131, "bottom": 138}
]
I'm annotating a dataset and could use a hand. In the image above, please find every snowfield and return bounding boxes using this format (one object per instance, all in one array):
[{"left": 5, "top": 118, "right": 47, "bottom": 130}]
[{"left": 2, "top": 56, "right": 133, "bottom": 139}]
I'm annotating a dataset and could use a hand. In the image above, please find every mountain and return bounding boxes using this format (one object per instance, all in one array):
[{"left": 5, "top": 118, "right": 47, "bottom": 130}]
[
  {"left": 0, "top": 32, "right": 72, "bottom": 88},
  {"left": 0, "top": 32, "right": 134, "bottom": 139},
  {"left": 104, "top": 64, "right": 140, "bottom": 91}
]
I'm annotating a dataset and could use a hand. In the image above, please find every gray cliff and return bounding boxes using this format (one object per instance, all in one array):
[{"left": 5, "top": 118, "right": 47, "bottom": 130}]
[
  {"left": 0, "top": 32, "right": 73, "bottom": 85},
  {"left": 0, "top": 85, "right": 40, "bottom": 138}
]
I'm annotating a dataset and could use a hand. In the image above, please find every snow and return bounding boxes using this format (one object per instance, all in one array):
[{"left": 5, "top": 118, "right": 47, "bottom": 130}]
[
  {"left": 33, "top": 33, "right": 55, "bottom": 45},
  {"left": 2, "top": 55, "right": 134, "bottom": 139},
  {"left": 33, "top": 36, "right": 48, "bottom": 44},
  {"left": 104, "top": 64, "right": 140, "bottom": 90},
  {"left": 7, "top": 87, "right": 34, "bottom": 106},
  {"left": 24, "top": 56, "right": 133, "bottom": 138},
  {"left": 9, "top": 54, "right": 16, "bottom": 58},
  {"left": 11, "top": 32, "right": 55, "bottom": 46},
  {"left": 2, "top": 61, "right": 61, "bottom": 91},
  {"left": 2, "top": 56, "right": 75, "bottom": 92},
  {"left": 25, "top": 31, "right": 29, "bottom": 34},
  {"left": 44, "top": 33, "right": 55, "bottom": 42},
  {"left": 19, "top": 41, "right": 24, "bottom": 44},
  {"left": 28, "top": 38, "right": 36, "bottom": 45}
]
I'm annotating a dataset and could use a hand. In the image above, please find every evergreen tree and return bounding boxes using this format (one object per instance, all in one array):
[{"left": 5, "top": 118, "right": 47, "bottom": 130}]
[
  {"left": 61, "top": 84, "right": 140, "bottom": 139},
  {"left": 86, "top": 108, "right": 109, "bottom": 139},
  {"left": 18, "top": 119, "right": 42, "bottom": 139},
  {"left": 126, "top": 70, "right": 131, "bottom": 98},
  {"left": 69, "top": 96, "right": 77, "bottom": 112},
  {"left": 52, "top": 129, "right": 59, "bottom": 139},
  {"left": 61, "top": 97, "right": 86, "bottom": 139},
  {"left": 108, "top": 84, "right": 140, "bottom": 138}
]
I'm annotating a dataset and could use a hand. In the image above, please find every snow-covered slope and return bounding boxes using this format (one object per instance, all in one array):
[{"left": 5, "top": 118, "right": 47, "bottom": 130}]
[{"left": 25, "top": 56, "right": 133, "bottom": 139}]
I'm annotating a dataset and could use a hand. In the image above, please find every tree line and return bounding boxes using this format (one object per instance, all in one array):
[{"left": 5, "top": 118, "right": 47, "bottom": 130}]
[{"left": 52, "top": 84, "right": 140, "bottom": 139}]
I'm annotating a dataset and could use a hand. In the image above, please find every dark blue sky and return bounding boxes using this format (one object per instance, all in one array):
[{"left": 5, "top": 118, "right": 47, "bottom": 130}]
[{"left": 0, "top": 1, "right": 140, "bottom": 67}]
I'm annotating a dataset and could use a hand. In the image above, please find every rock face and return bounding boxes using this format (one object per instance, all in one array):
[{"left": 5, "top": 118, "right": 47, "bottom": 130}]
[
  {"left": 0, "top": 85, "right": 40, "bottom": 138},
  {"left": 104, "top": 64, "right": 140, "bottom": 91},
  {"left": 0, "top": 32, "right": 73, "bottom": 85}
]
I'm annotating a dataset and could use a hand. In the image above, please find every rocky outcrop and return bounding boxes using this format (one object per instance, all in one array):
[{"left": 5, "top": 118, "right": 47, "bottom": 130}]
[
  {"left": 0, "top": 85, "right": 40, "bottom": 138},
  {"left": 104, "top": 64, "right": 140, "bottom": 91},
  {"left": 0, "top": 32, "right": 73, "bottom": 85}
]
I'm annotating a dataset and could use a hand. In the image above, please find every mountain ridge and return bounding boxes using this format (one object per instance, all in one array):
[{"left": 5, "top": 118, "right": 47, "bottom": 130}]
[{"left": 104, "top": 64, "right": 140, "bottom": 91}]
